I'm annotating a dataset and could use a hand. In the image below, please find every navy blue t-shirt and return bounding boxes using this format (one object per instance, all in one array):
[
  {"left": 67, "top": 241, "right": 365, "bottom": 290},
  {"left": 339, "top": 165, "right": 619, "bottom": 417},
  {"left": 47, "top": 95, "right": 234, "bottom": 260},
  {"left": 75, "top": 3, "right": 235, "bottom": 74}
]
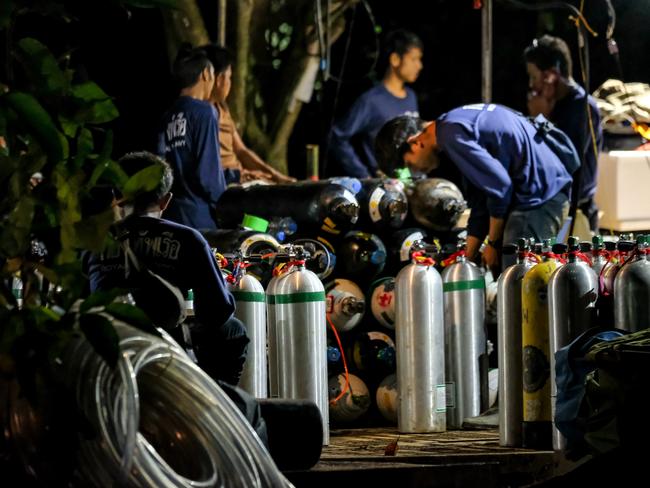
[
  {"left": 330, "top": 84, "right": 419, "bottom": 178},
  {"left": 551, "top": 83, "right": 602, "bottom": 202},
  {"left": 436, "top": 103, "right": 573, "bottom": 237},
  {"left": 87, "top": 216, "right": 235, "bottom": 328},
  {"left": 157, "top": 96, "right": 226, "bottom": 230}
]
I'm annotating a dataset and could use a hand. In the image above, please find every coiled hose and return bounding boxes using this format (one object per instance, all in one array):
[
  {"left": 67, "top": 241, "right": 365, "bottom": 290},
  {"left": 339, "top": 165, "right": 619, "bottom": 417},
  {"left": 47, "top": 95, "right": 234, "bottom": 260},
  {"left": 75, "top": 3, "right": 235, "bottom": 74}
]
[{"left": 61, "top": 320, "right": 293, "bottom": 488}]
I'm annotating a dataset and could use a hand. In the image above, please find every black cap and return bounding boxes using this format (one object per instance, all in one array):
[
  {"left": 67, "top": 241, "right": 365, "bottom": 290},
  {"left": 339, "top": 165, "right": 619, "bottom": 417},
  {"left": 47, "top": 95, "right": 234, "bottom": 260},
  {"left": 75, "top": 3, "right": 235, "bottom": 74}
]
[{"left": 552, "top": 243, "right": 568, "bottom": 254}]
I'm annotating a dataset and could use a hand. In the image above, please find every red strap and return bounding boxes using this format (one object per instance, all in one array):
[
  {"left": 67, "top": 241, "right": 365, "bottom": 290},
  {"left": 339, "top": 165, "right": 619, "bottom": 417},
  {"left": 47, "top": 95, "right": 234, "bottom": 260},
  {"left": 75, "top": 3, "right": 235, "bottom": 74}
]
[
  {"left": 569, "top": 251, "right": 592, "bottom": 266},
  {"left": 411, "top": 251, "right": 436, "bottom": 267},
  {"left": 521, "top": 251, "right": 541, "bottom": 263},
  {"left": 272, "top": 260, "right": 306, "bottom": 276},
  {"left": 542, "top": 252, "right": 567, "bottom": 264},
  {"left": 473, "top": 0, "right": 482, "bottom": 8},
  {"left": 441, "top": 249, "right": 465, "bottom": 267}
]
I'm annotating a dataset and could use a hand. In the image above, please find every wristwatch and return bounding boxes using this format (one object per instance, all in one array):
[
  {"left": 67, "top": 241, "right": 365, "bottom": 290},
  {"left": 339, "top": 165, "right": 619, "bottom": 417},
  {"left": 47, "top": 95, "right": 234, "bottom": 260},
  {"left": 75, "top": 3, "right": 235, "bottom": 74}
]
[{"left": 487, "top": 238, "right": 502, "bottom": 249}]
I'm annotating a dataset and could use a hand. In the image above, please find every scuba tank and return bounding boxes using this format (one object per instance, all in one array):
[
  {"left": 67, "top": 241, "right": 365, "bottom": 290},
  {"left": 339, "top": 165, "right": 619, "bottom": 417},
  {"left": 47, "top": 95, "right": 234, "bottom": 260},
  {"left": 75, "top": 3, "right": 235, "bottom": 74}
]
[
  {"left": 228, "top": 266, "right": 267, "bottom": 398},
  {"left": 214, "top": 179, "right": 361, "bottom": 235},
  {"left": 395, "top": 247, "right": 446, "bottom": 433},
  {"left": 266, "top": 246, "right": 329, "bottom": 444},
  {"left": 383, "top": 227, "right": 427, "bottom": 276},
  {"left": 406, "top": 178, "right": 466, "bottom": 231},
  {"left": 497, "top": 239, "right": 537, "bottom": 447},
  {"left": 441, "top": 244, "right": 487, "bottom": 429},
  {"left": 369, "top": 277, "right": 397, "bottom": 330},
  {"left": 203, "top": 214, "right": 281, "bottom": 286},
  {"left": 356, "top": 178, "right": 408, "bottom": 230},
  {"left": 548, "top": 237, "right": 598, "bottom": 451},
  {"left": 335, "top": 231, "right": 387, "bottom": 285},
  {"left": 521, "top": 240, "right": 565, "bottom": 449},
  {"left": 375, "top": 373, "right": 398, "bottom": 423},
  {"left": 351, "top": 331, "right": 396, "bottom": 378},
  {"left": 328, "top": 373, "right": 371, "bottom": 423},
  {"left": 614, "top": 235, "right": 650, "bottom": 332},
  {"left": 290, "top": 237, "right": 336, "bottom": 280},
  {"left": 590, "top": 236, "right": 615, "bottom": 327},
  {"left": 325, "top": 279, "right": 366, "bottom": 333},
  {"left": 326, "top": 340, "right": 344, "bottom": 375},
  {"left": 602, "top": 239, "right": 633, "bottom": 295}
]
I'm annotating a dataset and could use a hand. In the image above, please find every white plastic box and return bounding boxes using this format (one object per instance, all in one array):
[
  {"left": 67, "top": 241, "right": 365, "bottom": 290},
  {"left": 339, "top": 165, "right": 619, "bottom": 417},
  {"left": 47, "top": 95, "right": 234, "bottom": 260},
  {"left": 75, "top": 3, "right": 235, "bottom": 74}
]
[{"left": 595, "top": 151, "right": 650, "bottom": 232}]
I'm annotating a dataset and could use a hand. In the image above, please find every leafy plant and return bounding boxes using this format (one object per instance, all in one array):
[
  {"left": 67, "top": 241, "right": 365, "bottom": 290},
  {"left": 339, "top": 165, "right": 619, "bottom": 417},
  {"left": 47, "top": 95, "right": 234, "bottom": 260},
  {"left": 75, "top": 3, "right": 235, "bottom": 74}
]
[{"left": 0, "top": 0, "right": 176, "bottom": 416}]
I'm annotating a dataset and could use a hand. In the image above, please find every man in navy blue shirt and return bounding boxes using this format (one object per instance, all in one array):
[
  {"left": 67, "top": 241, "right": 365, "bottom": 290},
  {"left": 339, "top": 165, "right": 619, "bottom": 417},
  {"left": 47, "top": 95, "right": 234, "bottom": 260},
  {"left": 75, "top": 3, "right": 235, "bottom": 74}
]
[
  {"left": 328, "top": 30, "right": 423, "bottom": 178},
  {"left": 158, "top": 45, "right": 226, "bottom": 231},
  {"left": 524, "top": 35, "right": 602, "bottom": 232},
  {"left": 87, "top": 152, "right": 248, "bottom": 384},
  {"left": 375, "top": 104, "right": 575, "bottom": 272}
]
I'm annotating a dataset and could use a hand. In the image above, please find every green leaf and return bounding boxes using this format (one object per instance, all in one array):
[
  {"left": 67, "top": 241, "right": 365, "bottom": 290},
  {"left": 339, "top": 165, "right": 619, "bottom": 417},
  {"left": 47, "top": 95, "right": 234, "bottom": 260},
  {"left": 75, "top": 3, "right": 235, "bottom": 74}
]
[
  {"left": 3, "top": 91, "right": 68, "bottom": 162},
  {"left": 17, "top": 38, "right": 69, "bottom": 97},
  {"left": 58, "top": 115, "right": 78, "bottom": 138},
  {"left": 105, "top": 302, "right": 161, "bottom": 337},
  {"left": 0, "top": 195, "right": 35, "bottom": 257},
  {"left": 73, "top": 128, "right": 93, "bottom": 168},
  {"left": 120, "top": 0, "right": 178, "bottom": 8},
  {"left": 79, "top": 313, "right": 119, "bottom": 368},
  {"left": 71, "top": 82, "right": 118, "bottom": 124},
  {"left": 122, "top": 164, "right": 164, "bottom": 199},
  {"left": 0, "top": 313, "right": 25, "bottom": 354},
  {"left": 80, "top": 289, "right": 128, "bottom": 314}
]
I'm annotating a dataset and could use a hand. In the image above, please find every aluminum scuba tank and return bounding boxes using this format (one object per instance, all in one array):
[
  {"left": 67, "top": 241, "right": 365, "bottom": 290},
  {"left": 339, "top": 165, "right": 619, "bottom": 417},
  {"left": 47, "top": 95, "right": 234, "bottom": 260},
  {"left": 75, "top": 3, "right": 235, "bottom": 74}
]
[
  {"left": 521, "top": 240, "right": 564, "bottom": 449},
  {"left": 325, "top": 279, "right": 365, "bottom": 333},
  {"left": 498, "top": 239, "right": 536, "bottom": 447},
  {"left": 266, "top": 247, "right": 329, "bottom": 444},
  {"left": 369, "top": 277, "right": 397, "bottom": 330},
  {"left": 395, "top": 248, "right": 446, "bottom": 433},
  {"left": 441, "top": 245, "right": 487, "bottom": 429},
  {"left": 602, "top": 240, "right": 632, "bottom": 295},
  {"left": 356, "top": 178, "right": 408, "bottom": 230},
  {"left": 335, "top": 231, "right": 387, "bottom": 285},
  {"left": 614, "top": 235, "right": 650, "bottom": 332},
  {"left": 548, "top": 237, "right": 598, "bottom": 451},
  {"left": 375, "top": 373, "right": 398, "bottom": 423},
  {"left": 214, "top": 179, "right": 361, "bottom": 235},
  {"left": 229, "top": 268, "right": 267, "bottom": 398},
  {"left": 406, "top": 178, "right": 467, "bottom": 232},
  {"left": 328, "top": 373, "right": 371, "bottom": 423}
]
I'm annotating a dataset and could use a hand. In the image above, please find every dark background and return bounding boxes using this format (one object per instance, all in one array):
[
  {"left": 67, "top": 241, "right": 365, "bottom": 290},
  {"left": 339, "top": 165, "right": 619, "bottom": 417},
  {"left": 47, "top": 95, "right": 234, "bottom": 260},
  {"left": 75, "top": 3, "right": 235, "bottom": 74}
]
[{"left": 11, "top": 0, "right": 650, "bottom": 177}]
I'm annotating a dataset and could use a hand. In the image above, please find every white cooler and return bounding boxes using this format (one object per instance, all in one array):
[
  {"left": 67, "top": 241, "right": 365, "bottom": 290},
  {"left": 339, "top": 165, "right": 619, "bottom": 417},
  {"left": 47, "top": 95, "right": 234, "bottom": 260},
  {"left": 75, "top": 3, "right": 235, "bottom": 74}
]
[{"left": 595, "top": 150, "right": 650, "bottom": 231}]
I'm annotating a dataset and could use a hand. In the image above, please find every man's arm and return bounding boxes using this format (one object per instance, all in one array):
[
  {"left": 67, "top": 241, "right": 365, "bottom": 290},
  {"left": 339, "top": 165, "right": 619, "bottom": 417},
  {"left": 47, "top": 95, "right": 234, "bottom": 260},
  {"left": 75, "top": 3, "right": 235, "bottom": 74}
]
[
  {"left": 194, "top": 106, "right": 227, "bottom": 206},
  {"left": 329, "top": 98, "right": 372, "bottom": 178},
  {"left": 232, "top": 127, "right": 296, "bottom": 183}
]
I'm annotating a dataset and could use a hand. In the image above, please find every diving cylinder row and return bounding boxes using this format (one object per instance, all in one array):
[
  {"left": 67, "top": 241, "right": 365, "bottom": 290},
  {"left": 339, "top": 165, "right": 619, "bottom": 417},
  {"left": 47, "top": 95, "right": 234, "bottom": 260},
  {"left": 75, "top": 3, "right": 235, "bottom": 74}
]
[
  {"left": 499, "top": 237, "right": 607, "bottom": 450},
  {"left": 395, "top": 245, "right": 487, "bottom": 433}
]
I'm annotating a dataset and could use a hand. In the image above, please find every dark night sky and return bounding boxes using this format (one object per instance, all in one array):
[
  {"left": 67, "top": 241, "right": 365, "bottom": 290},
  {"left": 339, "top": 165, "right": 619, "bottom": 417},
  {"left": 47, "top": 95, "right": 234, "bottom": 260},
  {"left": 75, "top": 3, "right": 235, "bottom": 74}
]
[{"left": 9, "top": 0, "right": 650, "bottom": 177}]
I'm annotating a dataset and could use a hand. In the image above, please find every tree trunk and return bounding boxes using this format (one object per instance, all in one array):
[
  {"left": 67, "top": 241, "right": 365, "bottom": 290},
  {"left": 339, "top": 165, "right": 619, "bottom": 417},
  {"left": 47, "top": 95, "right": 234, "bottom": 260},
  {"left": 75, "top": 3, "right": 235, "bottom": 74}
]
[
  {"left": 229, "top": 0, "right": 255, "bottom": 127},
  {"left": 161, "top": 0, "right": 210, "bottom": 65}
]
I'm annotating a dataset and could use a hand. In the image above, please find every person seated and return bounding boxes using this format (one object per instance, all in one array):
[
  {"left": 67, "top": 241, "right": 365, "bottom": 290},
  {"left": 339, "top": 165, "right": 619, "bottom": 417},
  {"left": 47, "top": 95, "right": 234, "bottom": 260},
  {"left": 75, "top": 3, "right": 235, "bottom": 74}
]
[
  {"left": 375, "top": 103, "right": 578, "bottom": 275},
  {"left": 86, "top": 151, "right": 248, "bottom": 385},
  {"left": 328, "top": 29, "right": 423, "bottom": 178},
  {"left": 202, "top": 43, "right": 296, "bottom": 185}
]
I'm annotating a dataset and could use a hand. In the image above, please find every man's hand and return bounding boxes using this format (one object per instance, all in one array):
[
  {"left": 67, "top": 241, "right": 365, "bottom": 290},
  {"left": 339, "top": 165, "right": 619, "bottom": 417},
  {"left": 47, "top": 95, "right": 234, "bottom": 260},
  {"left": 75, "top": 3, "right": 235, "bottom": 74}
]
[
  {"left": 240, "top": 169, "right": 274, "bottom": 183},
  {"left": 273, "top": 172, "right": 297, "bottom": 184}
]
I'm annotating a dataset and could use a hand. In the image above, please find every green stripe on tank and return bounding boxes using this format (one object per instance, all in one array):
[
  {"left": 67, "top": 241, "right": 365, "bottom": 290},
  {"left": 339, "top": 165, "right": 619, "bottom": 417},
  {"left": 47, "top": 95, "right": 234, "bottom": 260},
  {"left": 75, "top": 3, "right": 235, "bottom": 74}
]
[
  {"left": 267, "top": 291, "right": 326, "bottom": 304},
  {"left": 443, "top": 279, "right": 486, "bottom": 292},
  {"left": 231, "top": 291, "right": 266, "bottom": 302}
]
